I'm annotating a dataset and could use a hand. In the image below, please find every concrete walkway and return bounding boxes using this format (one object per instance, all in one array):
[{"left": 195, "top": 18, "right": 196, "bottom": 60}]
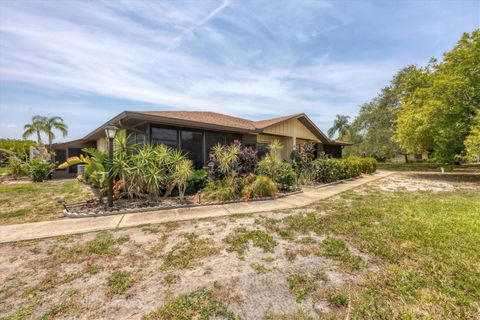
[{"left": 0, "top": 172, "right": 392, "bottom": 243}]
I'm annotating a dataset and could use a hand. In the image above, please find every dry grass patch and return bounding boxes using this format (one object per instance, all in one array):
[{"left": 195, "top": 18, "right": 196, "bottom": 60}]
[{"left": 0, "top": 179, "right": 94, "bottom": 224}]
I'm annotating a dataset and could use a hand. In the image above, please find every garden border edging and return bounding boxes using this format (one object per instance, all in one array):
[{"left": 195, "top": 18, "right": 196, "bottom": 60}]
[{"left": 63, "top": 189, "right": 303, "bottom": 218}]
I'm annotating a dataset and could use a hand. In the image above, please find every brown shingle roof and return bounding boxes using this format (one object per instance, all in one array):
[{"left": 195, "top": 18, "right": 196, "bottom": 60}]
[{"left": 137, "top": 111, "right": 257, "bottom": 131}]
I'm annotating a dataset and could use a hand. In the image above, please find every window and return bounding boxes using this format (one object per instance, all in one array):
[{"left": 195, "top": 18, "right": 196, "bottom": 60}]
[
  {"left": 226, "top": 133, "right": 242, "bottom": 145},
  {"left": 205, "top": 131, "right": 225, "bottom": 163},
  {"left": 181, "top": 129, "right": 203, "bottom": 168},
  {"left": 54, "top": 149, "right": 66, "bottom": 170},
  {"left": 256, "top": 142, "right": 269, "bottom": 159},
  {"left": 67, "top": 148, "right": 84, "bottom": 173},
  {"left": 151, "top": 127, "right": 178, "bottom": 148},
  {"left": 128, "top": 132, "right": 146, "bottom": 145}
]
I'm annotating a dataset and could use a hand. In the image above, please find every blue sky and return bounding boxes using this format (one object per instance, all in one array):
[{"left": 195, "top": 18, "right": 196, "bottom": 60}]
[{"left": 0, "top": 0, "right": 479, "bottom": 141}]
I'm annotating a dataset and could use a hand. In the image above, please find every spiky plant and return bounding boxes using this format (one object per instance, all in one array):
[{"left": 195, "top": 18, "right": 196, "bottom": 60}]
[{"left": 176, "top": 159, "right": 194, "bottom": 199}]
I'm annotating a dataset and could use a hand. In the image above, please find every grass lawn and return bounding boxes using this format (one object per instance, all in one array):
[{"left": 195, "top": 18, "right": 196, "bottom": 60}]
[
  {"left": 0, "top": 167, "right": 9, "bottom": 176},
  {"left": 0, "top": 179, "right": 95, "bottom": 224},
  {"left": 316, "top": 185, "right": 480, "bottom": 318},
  {"left": 0, "top": 173, "right": 478, "bottom": 319}
]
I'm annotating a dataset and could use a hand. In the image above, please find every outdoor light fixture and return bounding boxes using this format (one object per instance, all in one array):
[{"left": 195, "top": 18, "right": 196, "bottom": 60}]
[
  {"left": 105, "top": 125, "right": 118, "bottom": 140},
  {"left": 105, "top": 124, "right": 118, "bottom": 208}
]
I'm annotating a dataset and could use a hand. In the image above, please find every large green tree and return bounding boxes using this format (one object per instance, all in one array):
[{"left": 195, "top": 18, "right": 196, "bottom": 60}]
[{"left": 395, "top": 30, "right": 480, "bottom": 162}]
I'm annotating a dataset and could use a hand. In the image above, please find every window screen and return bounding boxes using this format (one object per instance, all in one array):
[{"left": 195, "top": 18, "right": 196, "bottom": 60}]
[
  {"left": 256, "top": 143, "right": 269, "bottom": 159},
  {"left": 205, "top": 131, "right": 225, "bottom": 163},
  {"left": 151, "top": 127, "right": 178, "bottom": 148},
  {"left": 226, "top": 133, "right": 242, "bottom": 145},
  {"left": 181, "top": 129, "right": 203, "bottom": 168},
  {"left": 67, "top": 148, "right": 83, "bottom": 173},
  {"left": 54, "top": 149, "right": 66, "bottom": 170}
]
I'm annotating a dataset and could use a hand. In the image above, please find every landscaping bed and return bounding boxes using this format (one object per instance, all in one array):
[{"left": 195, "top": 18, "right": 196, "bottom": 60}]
[{"left": 63, "top": 189, "right": 302, "bottom": 217}]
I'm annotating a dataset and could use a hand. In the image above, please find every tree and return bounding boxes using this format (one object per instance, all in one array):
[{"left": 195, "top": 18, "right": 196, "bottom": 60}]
[
  {"left": 44, "top": 116, "right": 68, "bottom": 149},
  {"left": 328, "top": 115, "right": 351, "bottom": 140},
  {"left": 343, "top": 66, "right": 417, "bottom": 161},
  {"left": 395, "top": 30, "right": 480, "bottom": 163},
  {"left": 464, "top": 114, "right": 480, "bottom": 162},
  {"left": 22, "top": 116, "right": 47, "bottom": 145}
]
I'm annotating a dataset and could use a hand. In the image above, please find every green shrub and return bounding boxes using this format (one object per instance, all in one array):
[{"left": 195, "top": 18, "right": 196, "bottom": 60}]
[
  {"left": 242, "top": 175, "right": 277, "bottom": 200},
  {"left": 7, "top": 155, "right": 27, "bottom": 178},
  {"left": 345, "top": 157, "right": 362, "bottom": 178},
  {"left": 314, "top": 159, "right": 339, "bottom": 183},
  {"left": 0, "top": 138, "right": 36, "bottom": 163},
  {"left": 24, "top": 157, "right": 55, "bottom": 182},
  {"left": 203, "top": 175, "right": 244, "bottom": 201},
  {"left": 276, "top": 162, "right": 297, "bottom": 189},
  {"left": 185, "top": 169, "right": 208, "bottom": 195}
]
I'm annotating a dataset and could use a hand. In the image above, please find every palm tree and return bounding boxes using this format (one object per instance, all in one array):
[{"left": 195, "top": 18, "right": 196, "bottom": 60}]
[
  {"left": 22, "top": 116, "right": 47, "bottom": 145},
  {"left": 328, "top": 115, "right": 351, "bottom": 140},
  {"left": 44, "top": 116, "right": 68, "bottom": 149}
]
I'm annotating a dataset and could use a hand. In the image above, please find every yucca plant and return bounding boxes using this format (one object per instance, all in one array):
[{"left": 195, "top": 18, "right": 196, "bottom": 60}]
[{"left": 175, "top": 159, "right": 194, "bottom": 199}]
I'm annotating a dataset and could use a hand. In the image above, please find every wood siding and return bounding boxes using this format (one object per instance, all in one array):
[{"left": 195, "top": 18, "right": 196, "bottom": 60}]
[{"left": 262, "top": 118, "right": 319, "bottom": 141}]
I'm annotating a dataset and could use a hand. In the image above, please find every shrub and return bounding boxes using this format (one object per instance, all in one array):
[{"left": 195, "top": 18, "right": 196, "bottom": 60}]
[
  {"left": 203, "top": 175, "right": 244, "bottom": 201},
  {"left": 276, "top": 162, "right": 297, "bottom": 189},
  {"left": 7, "top": 155, "right": 27, "bottom": 178},
  {"left": 242, "top": 175, "right": 277, "bottom": 200},
  {"left": 235, "top": 142, "right": 258, "bottom": 175},
  {"left": 314, "top": 159, "right": 339, "bottom": 183},
  {"left": 24, "top": 157, "right": 55, "bottom": 182},
  {"left": 345, "top": 157, "right": 362, "bottom": 178},
  {"left": 293, "top": 142, "right": 317, "bottom": 184},
  {"left": 185, "top": 169, "right": 208, "bottom": 195},
  {"left": 0, "top": 138, "right": 36, "bottom": 163}
]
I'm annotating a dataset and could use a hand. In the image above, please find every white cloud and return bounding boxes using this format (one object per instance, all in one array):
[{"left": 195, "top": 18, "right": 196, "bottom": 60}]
[{"left": 1, "top": 0, "right": 474, "bottom": 139}]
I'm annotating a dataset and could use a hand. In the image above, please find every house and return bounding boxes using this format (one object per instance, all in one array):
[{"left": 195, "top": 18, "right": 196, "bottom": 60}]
[{"left": 51, "top": 111, "right": 349, "bottom": 178}]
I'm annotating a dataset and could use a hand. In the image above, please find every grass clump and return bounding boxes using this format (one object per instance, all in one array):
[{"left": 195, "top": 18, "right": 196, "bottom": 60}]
[
  {"left": 287, "top": 274, "right": 315, "bottom": 302},
  {"left": 224, "top": 227, "right": 277, "bottom": 256},
  {"left": 161, "top": 233, "right": 217, "bottom": 270},
  {"left": 38, "top": 288, "right": 83, "bottom": 320},
  {"left": 106, "top": 271, "right": 135, "bottom": 295},
  {"left": 250, "top": 262, "right": 270, "bottom": 274},
  {"left": 327, "top": 293, "right": 348, "bottom": 307},
  {"left": 321, "top": 237, "right": 363, "bottom": 270},
  {"left": 86, "top": 232, "right": 121, "bottom": 256},
  {"left": 142, "top": 289, "right": 236, "bottom": 320},
  {"left": 163, "top": 274, "right": 180, "bottom": 286},
  {"left": 282, "top": 213, "right": 324, "bottom": 235}
]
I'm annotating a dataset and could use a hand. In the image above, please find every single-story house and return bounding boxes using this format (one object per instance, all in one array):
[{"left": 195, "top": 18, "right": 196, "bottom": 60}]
[{"left": 52, "top": 111, "right": 349, "bottom": 178}]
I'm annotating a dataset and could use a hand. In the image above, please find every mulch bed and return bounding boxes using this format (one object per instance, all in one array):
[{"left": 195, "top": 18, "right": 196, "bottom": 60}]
[{"left": 64, "top": 189, "right": 302, "bottom": 218}]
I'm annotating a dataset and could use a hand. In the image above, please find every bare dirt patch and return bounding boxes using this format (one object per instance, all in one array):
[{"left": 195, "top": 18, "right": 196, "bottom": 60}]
[
  {"left": 375, "top": 172, "right": 480, "bottom": 192},
  {"left": 0, "top": 208, "right": 370, "bottom": 319}
]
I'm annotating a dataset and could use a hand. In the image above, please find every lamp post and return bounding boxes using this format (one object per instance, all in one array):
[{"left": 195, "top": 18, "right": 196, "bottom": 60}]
[{"left": 105, "top": 125, "right": 118, "bottom": 208}]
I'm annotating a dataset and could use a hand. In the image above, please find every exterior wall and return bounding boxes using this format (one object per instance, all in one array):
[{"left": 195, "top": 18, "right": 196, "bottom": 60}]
[
  {"left": 52, "top": 141, "right": 96, "bottom": 179},
  {"left": 97, "top": 137, "right": 107, "bottom": 152},
  {"left": 257, "top": 134, "right": 286, "bottom": 161},
  {"left": 262, "top": 118, "right": 319, "bottom": 141}
]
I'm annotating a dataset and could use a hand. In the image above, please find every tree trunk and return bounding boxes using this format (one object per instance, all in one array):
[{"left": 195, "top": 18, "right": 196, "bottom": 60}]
[{"left": 36, "top": 131, "right": 41, "bottom": 145}]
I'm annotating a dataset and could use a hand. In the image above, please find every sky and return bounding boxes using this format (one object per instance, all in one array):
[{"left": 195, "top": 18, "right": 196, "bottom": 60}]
[{"left": 0, "top": 0, "right": 479, "bottom": 142}]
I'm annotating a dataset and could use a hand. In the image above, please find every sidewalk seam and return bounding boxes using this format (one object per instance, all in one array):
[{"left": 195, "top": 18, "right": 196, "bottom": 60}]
[{"left": 116, "top": 214, "right": 126, "bottom": 229}]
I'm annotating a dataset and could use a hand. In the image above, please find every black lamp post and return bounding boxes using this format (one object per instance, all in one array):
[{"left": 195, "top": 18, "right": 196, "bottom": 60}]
[{"left": 105, "top": 125, "right": 118, "bottom": 208}]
